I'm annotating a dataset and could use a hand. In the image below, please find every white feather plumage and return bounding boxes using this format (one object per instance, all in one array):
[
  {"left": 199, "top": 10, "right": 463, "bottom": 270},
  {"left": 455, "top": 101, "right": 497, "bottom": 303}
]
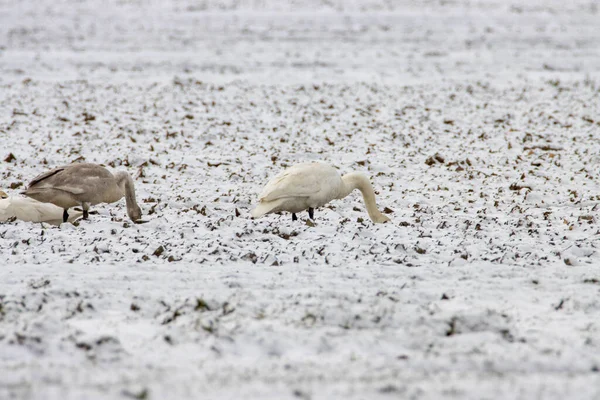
[
  {"left": 0, "top": 191, "right": 82, "bottom": 224},
  {"left": 251, "top": 163, "right": 390, "bottom": 223}
]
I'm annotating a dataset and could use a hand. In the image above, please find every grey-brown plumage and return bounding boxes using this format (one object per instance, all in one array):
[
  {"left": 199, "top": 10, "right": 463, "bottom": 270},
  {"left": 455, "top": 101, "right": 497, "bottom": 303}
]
[{"left": 23, "top": 163, "right": 142, "bottom": 222}]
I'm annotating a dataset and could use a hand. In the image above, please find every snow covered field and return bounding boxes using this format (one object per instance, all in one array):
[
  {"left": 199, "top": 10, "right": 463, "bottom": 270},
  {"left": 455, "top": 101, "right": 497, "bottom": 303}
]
[{"left": 1, "top": 0, "right": 600, "bottom": 398}]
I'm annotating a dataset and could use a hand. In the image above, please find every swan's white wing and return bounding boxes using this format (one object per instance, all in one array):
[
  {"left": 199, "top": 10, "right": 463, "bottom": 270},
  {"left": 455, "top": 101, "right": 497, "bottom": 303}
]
[
  {"left": 259, "top": 163, "right": 340, "bottom": 201},
  {"left": 0, "top": 198, "right": 43, "bottom": 222},
  {"left": 0, "top": 199, "right": 12, "bottom": 221},
  {"left": 1, "top": 196, "right": 83, "bottom": 223},
  {"left": 259, "top": 167, "right": 322, "bottom": 202},
  {"left": 12, "top": 197, "right": 62, "bottom": 221}
]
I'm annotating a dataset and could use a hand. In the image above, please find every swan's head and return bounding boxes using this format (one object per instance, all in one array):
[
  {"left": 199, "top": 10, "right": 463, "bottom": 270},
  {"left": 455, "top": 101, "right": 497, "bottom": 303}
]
[
  {"left": 0, "top": 191, "right": 7, "bottom": 199},
  {"left": 127, "top": 204, "right": 143, "bottom": 222}
]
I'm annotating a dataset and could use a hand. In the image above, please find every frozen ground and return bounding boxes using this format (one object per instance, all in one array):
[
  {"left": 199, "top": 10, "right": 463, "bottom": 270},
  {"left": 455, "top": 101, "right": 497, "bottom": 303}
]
[{"left": 1, "top": 0, "right": 600, "bottom": 399}]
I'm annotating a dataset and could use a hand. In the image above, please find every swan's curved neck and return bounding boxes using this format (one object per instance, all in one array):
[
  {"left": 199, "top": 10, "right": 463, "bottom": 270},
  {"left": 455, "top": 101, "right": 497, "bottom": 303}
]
[
  {"left": 339, "top": 172, "right": 388, "bottom": 223},
  {"left": 115, "top": 171, "right": 139, "bottom": 219}
]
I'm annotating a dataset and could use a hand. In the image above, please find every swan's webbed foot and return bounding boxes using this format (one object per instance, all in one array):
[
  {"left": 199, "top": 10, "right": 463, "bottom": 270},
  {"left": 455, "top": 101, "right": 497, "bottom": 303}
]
[
  {"left": 292, "top": 213, "right": 298, "bottom": 221},
  {"left": 308, "top": 207, "right": 314, "bottom": 220},
  {"left": 83, "top": 210, "right": 89, "bottom": 219},
  {"left": 63, "top": 209, "right": 69, "bottom": 223}
]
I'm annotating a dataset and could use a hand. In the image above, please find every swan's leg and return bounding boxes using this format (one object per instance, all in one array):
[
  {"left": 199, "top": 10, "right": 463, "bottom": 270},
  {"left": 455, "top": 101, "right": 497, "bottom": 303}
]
[
  {"left": 292, "top": 213, "right": 298, "bottom": 221},
  {"left": 308, "top": 208, "right": 314, "bottom": 220},
  {"left": 63, "top": 209, "right": 69, "bottom": 223},
  {"left": 82, "top": 202, "right": 90, "bottom": 219}
]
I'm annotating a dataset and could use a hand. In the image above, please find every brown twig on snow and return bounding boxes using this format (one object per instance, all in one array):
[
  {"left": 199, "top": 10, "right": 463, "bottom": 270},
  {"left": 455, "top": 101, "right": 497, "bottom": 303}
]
[
  {"left": 509, "top": 183, "right": 533, "bottom": 191},
  {"left": 523, "top": 145, "right": 563, "bottom": 151}
]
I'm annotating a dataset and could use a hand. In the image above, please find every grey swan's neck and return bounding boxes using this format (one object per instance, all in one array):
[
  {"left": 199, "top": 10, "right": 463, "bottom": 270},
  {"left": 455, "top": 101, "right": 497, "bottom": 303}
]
[{"left": 115, "top": 171, "right": 141, "bottom": 221}]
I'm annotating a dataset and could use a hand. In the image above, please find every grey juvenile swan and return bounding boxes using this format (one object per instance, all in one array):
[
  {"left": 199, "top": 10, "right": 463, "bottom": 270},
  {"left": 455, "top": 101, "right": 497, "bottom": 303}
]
[
  {"left": 251, "top": 162, "right": 391, "bottom": 223},
  {"left": 23, "top": 163, "right": 142, "bottom": 223}
]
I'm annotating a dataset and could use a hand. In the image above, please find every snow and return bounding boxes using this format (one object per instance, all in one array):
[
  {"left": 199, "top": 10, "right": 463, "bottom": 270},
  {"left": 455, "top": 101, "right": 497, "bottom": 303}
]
[{"left": 1, "top": 0, "right": 600, "bottom": 399}]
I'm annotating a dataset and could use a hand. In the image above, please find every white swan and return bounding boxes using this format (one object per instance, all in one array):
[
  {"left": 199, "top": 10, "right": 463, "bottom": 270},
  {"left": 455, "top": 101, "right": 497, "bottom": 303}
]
[
  {"left": 0, "top": 190, "right": 82, "bottom": 224},
  {"left": 251, "top": 162, "right": 391, "bottom": 223},
  {"left": 22, "top": 163, "right": 142, "bottom": 222}
]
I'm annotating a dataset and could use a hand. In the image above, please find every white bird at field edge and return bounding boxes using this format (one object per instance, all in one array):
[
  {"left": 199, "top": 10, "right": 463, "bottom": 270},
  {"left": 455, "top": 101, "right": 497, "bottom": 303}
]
[{"left": 0, "top": 190, "right": 82, "bottom": 224}]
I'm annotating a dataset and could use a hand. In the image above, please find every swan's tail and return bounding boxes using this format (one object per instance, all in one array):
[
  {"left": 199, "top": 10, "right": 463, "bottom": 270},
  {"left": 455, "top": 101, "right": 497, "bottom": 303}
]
[{"left": 251, "top": 199, "right": 285, "bottom": 219}]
